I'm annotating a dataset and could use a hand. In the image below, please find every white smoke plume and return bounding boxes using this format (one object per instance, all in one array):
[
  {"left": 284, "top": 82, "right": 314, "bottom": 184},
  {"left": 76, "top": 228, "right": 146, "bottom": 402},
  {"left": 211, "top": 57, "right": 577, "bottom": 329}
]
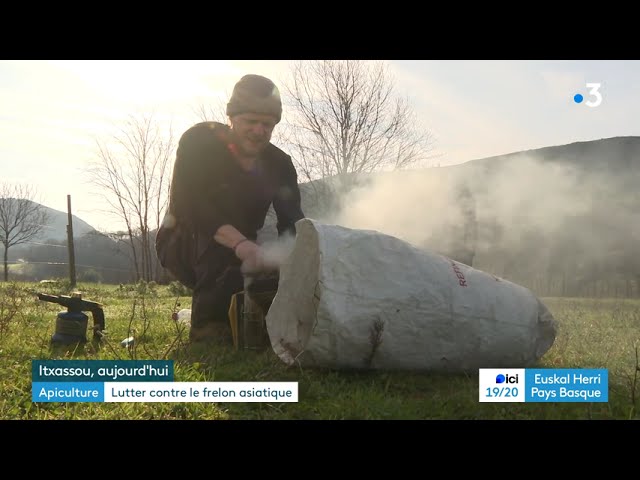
[{"left": 259, "top": 232, "right": 298, "bottom": 269}]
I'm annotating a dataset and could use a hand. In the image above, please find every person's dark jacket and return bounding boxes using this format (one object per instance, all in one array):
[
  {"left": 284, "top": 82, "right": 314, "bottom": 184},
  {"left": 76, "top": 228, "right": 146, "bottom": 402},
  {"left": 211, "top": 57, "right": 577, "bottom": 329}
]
[{"left": 168, "top": 121, "right": 304, "bottom": 261}]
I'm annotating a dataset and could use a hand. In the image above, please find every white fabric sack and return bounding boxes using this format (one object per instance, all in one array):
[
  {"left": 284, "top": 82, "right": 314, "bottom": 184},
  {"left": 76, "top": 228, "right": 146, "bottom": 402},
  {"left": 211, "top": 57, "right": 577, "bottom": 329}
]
[{"left": 266, "top": 218, "right": 557, "bottom": 372}]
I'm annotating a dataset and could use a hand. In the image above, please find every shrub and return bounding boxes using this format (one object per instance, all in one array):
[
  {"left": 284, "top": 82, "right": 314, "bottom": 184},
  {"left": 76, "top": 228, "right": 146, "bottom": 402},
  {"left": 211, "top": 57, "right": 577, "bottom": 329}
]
[{"left": 168, "top": 281, "right": 192, "bottom": 297}]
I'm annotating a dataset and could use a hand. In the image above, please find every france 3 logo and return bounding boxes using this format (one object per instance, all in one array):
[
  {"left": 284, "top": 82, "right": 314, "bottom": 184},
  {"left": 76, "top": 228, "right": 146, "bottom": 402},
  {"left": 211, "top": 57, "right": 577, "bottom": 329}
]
[
  {"left": 479, "top": 369, "right": 525, "bottom": 402},
  {"left": 574, "top": 83, "right": 602, "bottom": 107}
]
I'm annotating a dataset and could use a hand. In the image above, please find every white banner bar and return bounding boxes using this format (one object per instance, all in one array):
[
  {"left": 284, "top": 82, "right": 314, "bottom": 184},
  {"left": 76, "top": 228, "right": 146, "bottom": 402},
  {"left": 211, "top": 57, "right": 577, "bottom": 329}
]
[{"left": 103, "top": 381, "right": 298, "bottom": 402}]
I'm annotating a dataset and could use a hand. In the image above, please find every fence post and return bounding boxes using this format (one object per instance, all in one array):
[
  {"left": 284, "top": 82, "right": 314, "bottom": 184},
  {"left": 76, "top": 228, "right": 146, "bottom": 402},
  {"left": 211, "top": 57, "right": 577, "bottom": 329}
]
[{"left": 67, "top": 195, "right": 76, "bottom": 288}]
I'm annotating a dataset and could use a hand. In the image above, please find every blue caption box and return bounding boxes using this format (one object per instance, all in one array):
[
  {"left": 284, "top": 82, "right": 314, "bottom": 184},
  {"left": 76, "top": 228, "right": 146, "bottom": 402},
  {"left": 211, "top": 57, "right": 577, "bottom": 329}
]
[
  {"left": 32, "top": 360, "right": 174, "bottom": 382},
  {"left": 32, "top": 382, "right": 104, "bottom": 402},
  {"left": 525, "top": 369, "right": 608, "bottom": 402}
]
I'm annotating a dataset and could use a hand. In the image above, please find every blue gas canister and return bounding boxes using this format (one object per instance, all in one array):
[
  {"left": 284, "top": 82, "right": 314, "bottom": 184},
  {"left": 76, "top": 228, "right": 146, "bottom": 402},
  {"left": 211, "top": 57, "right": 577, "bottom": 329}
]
[
  {"left": 37, "top": 292, "right": 105, "bottom": 346},
  {"left": 52, "top": 310, "right": 89, "bottom": 345}
]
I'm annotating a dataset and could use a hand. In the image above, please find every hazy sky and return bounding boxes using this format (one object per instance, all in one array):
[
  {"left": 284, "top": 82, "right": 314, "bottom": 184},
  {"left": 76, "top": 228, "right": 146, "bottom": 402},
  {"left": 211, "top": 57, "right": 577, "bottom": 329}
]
[{"left": 1, "top": 59, "right": 638, "bottom": 233}]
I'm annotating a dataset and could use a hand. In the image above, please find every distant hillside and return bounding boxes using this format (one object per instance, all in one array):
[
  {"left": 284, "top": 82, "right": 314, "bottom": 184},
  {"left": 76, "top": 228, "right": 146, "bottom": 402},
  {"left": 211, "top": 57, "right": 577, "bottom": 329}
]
[
  {"left": 5, "top": 201, "right": 111, "bottom": 277},
  {"left": 261, "top": 135, "right": 640, "bottom": 297},
  {"left": 35, "top": 203, "right": 97, "bottom": 242},
  {"left": 461, "top": 136, "right": 640, "bottom": 174},
  {"left": 263, "top": 136, "right": 640, "bottom": 224}
]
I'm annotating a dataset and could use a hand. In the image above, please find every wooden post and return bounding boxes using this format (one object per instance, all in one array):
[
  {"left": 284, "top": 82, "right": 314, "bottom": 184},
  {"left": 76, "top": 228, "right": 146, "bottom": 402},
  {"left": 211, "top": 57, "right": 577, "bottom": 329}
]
[{"left": 67, "top": 195, "right": 76, "bottom": 288}]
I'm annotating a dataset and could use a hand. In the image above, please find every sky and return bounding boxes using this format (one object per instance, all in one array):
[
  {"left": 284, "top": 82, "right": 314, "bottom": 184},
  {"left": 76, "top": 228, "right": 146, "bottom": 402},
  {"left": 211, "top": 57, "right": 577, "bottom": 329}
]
[{"left": 2, "top": 59, "right": 639, "bottom": 234}]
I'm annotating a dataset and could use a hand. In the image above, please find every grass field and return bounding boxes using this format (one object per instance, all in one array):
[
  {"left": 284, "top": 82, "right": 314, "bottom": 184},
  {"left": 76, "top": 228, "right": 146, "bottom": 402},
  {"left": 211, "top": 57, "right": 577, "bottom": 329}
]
[{"left": 1, "top": 281, "right": 639, "bottom": 420}]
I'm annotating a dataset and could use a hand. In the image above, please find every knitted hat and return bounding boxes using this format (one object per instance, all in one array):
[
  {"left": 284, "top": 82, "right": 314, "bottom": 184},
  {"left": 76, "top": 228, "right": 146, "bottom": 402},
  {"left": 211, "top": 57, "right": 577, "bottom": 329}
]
[{"left": 226, "top": 74, "right": 282, "bottom": 123}]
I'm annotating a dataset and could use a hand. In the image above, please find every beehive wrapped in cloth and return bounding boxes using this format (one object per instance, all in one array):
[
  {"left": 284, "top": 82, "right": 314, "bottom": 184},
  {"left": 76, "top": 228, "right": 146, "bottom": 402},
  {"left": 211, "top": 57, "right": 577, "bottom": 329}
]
[{"left": 266, "top": 218, "right": 556, "bottom": 372}]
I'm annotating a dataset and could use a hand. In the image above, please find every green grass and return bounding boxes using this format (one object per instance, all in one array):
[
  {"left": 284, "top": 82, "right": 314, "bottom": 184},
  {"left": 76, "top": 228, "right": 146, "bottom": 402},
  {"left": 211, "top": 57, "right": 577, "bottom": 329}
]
[{"left": 1, "top": 281, "right": 639, "bottom": 420}]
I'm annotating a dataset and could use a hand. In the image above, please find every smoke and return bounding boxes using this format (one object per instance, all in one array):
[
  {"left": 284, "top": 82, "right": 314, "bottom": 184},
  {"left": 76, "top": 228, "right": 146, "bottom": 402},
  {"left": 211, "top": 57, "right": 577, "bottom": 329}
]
[
  {"left": 470, "top": 155, "right": 591, "bottom": 249},
  {"left": 311, "top": 153, "right": 620, "bottom": 275},
  {"left": 260, "top": 232, "right": 298, "bottom": 269},
  {"left": 322, "top": 169, "right": 468, "bottom": 250},
  {"left": 261, "top": 137, "right": 640, "bottom": 297}
]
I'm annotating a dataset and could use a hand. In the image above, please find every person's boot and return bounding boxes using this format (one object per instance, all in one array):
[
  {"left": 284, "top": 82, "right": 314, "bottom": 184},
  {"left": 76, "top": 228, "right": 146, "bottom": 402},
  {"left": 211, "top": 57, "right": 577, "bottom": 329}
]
[{"left": 189, "top": 322, "right": 233, "bottom": 345}]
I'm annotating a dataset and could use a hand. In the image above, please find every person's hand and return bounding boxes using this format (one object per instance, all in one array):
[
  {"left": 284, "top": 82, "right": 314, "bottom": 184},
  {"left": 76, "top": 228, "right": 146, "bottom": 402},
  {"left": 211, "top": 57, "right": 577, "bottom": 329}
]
[{"left": 234, "top": 240, "right": 279, "bottom": 274}]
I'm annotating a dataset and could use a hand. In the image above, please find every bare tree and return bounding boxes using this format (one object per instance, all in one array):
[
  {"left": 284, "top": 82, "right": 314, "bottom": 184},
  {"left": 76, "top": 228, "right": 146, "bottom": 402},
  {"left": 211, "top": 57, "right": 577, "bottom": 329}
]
[
  {"left": 282, "top": 60, "right": 436, "bottom": 214},
  {"left": 0, "top": 183, "right": 50, "bottom": 281},
  {"left": 192, "top": 97, "right": 228, "bottom": 124},
  {"left": 88, "top": 114, "right": 174, "bottom": 282}
]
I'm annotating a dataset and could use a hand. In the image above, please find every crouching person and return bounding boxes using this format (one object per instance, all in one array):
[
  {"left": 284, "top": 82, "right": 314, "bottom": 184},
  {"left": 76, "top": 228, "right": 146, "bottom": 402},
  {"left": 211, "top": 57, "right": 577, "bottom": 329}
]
[{"left": 159, "top": 74, "right": 305, "bottom": 344}]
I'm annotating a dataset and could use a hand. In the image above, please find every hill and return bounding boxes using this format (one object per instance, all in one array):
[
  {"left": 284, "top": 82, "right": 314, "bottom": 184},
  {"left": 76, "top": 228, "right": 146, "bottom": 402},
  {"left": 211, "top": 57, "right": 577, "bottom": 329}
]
[
  {"left": 35, "top": 203, "right": 97, "bottom": 242},
  {"left": 465, "top": 136, "right": 640, "bottom": 173},
  {"left": 261, "top": 136, "right": 640, "bottom": 297}
]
